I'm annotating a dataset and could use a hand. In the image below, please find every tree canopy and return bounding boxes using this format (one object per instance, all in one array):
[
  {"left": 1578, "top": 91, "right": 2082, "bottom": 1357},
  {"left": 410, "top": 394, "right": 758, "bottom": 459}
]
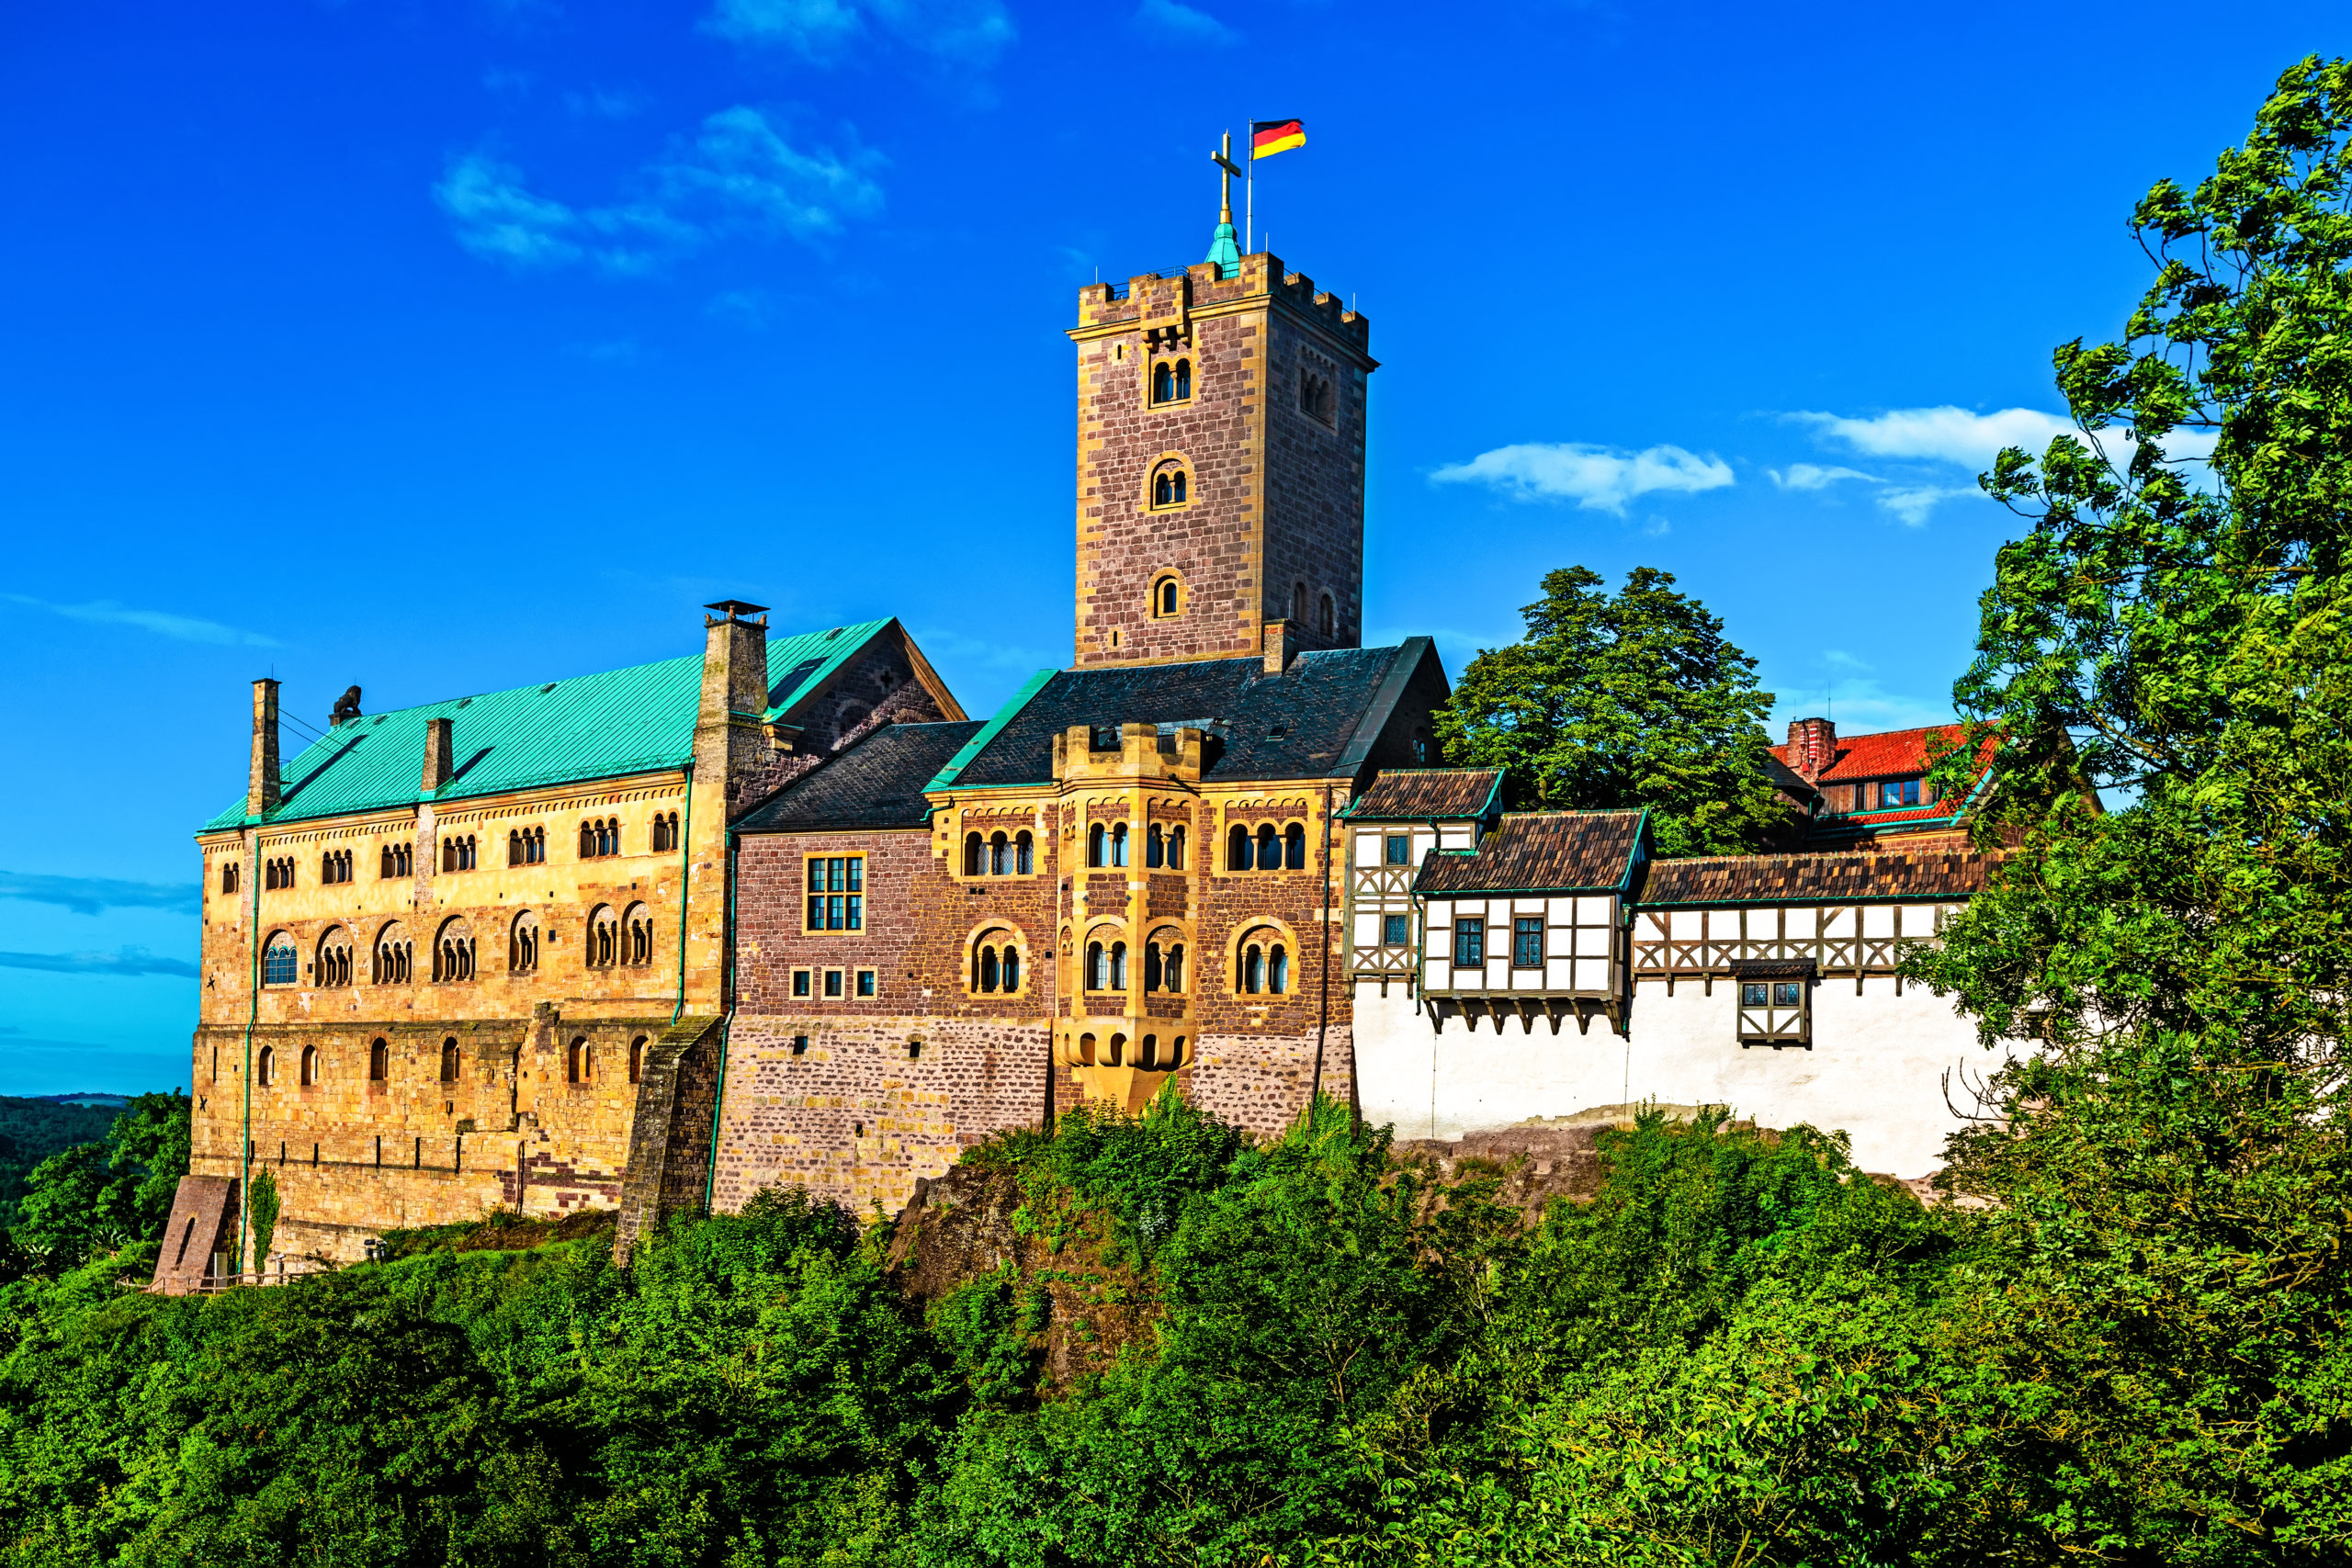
[{"left": 1432, "top": 565, "right": 1791, "bottom": 856}]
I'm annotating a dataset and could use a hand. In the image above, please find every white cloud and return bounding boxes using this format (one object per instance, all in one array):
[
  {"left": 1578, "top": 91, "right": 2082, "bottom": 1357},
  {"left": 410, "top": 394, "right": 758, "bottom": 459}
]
[
  {"left": 1791, "top": 406, "right": 2079, "bottom": 468},
  {"left": 1876, "top": 483, "right": 1980, "bottom": 527},
  {"left": 704, "top": 0, "right": 1014, "bottom": 66},
  {"left": 1770, "top": 462, "right": 1877, "bottom": 491},
  {"left": 1134, "top": 0, "right": 1237, "bottom": 44},
  {"left": 434, "top": 107, "right": 884, "bottom": 276},
  {"left": 1430, "top": 442, "right": 1735, "bottom": 513},
  {"left": 1767, "top": 652, "right": 1953, "bottom": 734},
  {"left": 5, "top": 593, "right": 277, "bottom": 648}
]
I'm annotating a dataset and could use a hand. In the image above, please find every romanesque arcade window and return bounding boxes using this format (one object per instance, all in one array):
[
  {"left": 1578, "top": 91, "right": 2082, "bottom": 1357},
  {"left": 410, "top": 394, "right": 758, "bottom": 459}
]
[
  {"left": 1087, "top": 822, "right": 1132, "bottom": 869},
  {"left": 320, "top": 849, "right": 354, "bottom": 885},
  {"left": 220, "top": 861, "right": 240, "bottom": 895},
  {"left": 964, "top": 829, "right": 1035, "bottom": 876},
  {"left": 650, "top": 811, "right": 681, "bottom": 852},
  {"left": 1226, "top": 820, "right": 1308, "bottom": 873},
  {"left": 379, "top": 841, "right": 413, "bottom": 878},
  {"left": 508, "top": 826, "right": 546, "bottom": 866},
  {"left": 315, "top": 927, "right": 353, "bottom": 987},
  {"left": 432, "top": 918, "right": 475, "bottom": 982},
  {"left": 1298, "top": 367, "right": 1335, "bottom": 425},
  {"left": 264, "top": 857, "right": 295, "bottom": 891},
  {"left": 970, "top": 928, "right": 1024, "bottom": 995},
  {"left": 1085, "top": 936, "right": 1128, "bottom": 992},
  {"left": 580, "top": 818, "right": 620, "bottom": 859},
  {"left": 368, "top": 1038, "right": 389, "bottom": 1081},
  {"left": 805, "top": 855, "right": 863, "bottom": 931},
  {"left": 624, "top": 903, "right": 655, "bottom": 966},
  {"left": 374, "top": 921, "right": 413, "bottom": 984},
  {"left": 440, "top": 1038, "right": 459, "bottom": 1081},
  {"left": 262, "top": 932, "right": 297, "bottom": 987},
  {"left": 509, "top": 910, "right": 540, "bottom": 974},
  {"left": 1144, "top": 931, "right": 1185, "bottom": 993},
  {"left": 1150, "top": 356, "right": 1192, "bottom": 405},
  {"left": 1148, "top": 460, "right": 1191, "bottom": 509},
  {"left": 1146, "top": 822, "right": 1186, "bottom": 869},
  {"left": 1237, "top": 927, "right": 1290, "bottom": 995},
  {"left": 440, "top": 834, "right": 477, "bottom": 873},
  {"left": 586, "top": 905, "right": 619, "bottom": 968}
]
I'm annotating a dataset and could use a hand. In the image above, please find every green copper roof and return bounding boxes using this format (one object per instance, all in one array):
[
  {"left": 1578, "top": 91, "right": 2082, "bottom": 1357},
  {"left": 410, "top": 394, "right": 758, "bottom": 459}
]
[
  {"left": 198, "top": 619, "right": 894, "bottom": 834},
  {"left": 1204, "top": 220, "right": 1240, "bottom": 278}
]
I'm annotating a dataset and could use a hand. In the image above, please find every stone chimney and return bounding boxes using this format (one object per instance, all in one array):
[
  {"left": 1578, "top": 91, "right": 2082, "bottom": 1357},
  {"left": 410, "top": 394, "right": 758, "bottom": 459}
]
[
  {"left": 1786, "top": 716, "right": 1837, "bottom": 783},
  {"left": 422, "top": 717, "right": 454, "bottom": 794},
  {"left": 695, "top": 601, "right": 773, "bottom": 797},
  {"left": 246, "top": 679, "right": 280, "bottom": 818},
  {"left": 1261, "top": 617, "right": 1293, "bottom": 674}
]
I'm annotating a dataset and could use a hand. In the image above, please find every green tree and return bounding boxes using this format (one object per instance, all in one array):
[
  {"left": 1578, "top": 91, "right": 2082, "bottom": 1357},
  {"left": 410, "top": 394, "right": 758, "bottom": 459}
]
[
  {"left": 1434, "top": 566, "right": 1791, "bottom": 856},
  {"left": 245, "top": 1165, "right": 279, "bottom": 1272},
  {"left": 10, "top": 1090, "right": 188, "bottom": 1264}
]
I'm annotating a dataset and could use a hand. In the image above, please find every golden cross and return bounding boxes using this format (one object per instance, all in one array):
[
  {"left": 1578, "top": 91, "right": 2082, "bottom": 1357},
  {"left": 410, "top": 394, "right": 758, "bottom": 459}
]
[{"left": 1210, "top": 131, "right": 1242, "bottom": 224}]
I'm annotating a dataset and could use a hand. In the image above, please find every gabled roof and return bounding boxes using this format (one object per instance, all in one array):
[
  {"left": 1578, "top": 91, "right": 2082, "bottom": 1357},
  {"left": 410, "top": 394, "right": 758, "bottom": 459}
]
[
  {"left": 1342, "top": 769, "right": 1504, "bottom": 822},
  {"left": 1415, "top": 811, "right": 1647, "bottom": 896},
  {"left": 1635, "top": 850, "right": 1996, "bottom": 905},
  {"left": 736, "top": 720, "right": 986, "bottom": 834},
  {"left": 1770, "top": 723, "right": 1974, "bottom": 784},
  {"left": 198, "top": 620, "right": 896, "bottom": 833},
  {"left": 938, "top": 643, "right": 1434, "bottom": 790}
]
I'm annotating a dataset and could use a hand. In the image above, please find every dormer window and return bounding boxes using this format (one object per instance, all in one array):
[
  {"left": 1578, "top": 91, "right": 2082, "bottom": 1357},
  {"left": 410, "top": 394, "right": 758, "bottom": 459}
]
[{"left": 1875, "top": 778, "right": 1924, "bottom": 808}]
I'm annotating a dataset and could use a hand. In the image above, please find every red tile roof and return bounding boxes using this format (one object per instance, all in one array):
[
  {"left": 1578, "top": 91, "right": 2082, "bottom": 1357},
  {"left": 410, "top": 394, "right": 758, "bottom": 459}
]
[
  {"left": 1345, "top": 769, "right": 1504, "bottom": 821},
  {"left": 1414, "top": 811, "right": 1646, "bottom": 895},
  {"left": 1637, "top": 850, "right": 1996, "bottom": 905},
  {"left": 1770, "top": 723, "right": 1982, "bottom": 784}
]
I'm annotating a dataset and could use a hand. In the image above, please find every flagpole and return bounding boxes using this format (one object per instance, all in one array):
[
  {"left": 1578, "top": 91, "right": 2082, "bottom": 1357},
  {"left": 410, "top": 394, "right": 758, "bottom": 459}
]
[{"left": 1245, "top": 116, "right": 1253, "bottom": 254}]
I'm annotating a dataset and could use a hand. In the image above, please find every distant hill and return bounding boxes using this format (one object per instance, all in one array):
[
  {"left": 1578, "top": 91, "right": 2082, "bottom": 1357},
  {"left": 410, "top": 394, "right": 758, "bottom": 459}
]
[{"left": 0, "top": 1094, "right": 123, "bottom": 1227}]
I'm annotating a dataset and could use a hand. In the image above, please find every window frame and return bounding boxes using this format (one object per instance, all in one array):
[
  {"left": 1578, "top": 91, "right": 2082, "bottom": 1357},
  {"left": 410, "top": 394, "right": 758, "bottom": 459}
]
[
  {"left": 802, "top": 852, "right": 866, "bottom": 932},
  {"left": 1511, "top": 916, "right": 1544, "bottom": 970},
  {"left": 1735, "top": 969, "right": 1813, "bottom": 1047},
  {"left": 1381, "top": 912, "right": 1411, "bottom": 948},
  {"left": 1453, "top": 918, "right": 1486, "bottom": 968}
]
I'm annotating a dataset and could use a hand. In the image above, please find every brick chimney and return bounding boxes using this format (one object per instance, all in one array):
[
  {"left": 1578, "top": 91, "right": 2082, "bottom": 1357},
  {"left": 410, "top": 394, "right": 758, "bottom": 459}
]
[
  {"left": 1261, "top": 617, "right": 1293, "bottom": 674},
  {"left": 246, "top": 679, "right": 280, "bottom": 818},
  {"left": 1786, "top": 716, "right": 1836, "bottom": 784},
  {"left": 422, "top": 717, "right": 454, "bottom": 794}
]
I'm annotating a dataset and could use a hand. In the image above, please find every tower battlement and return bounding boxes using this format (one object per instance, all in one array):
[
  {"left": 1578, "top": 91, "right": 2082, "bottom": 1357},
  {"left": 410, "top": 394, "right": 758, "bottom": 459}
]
[{"left": 1075, "top": 253, "right": 1371, "bottom": 355}]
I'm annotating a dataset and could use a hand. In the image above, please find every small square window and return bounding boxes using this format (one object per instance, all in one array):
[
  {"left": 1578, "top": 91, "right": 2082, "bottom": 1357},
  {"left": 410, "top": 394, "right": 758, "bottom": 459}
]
[
  {"left": 1384, "top": 834, "right": 1411, "bottom": 866},
  {"left": 1773, "top": 981, "right": 1804, "bottom": 1007},
  {"left": 1512, "top": 916, "right": 1544, "bottom": 968},
  {"left": 791, "top": 1034, "right": 809, "bottom": 1055},
  {"left": 1741, "top": 981, "right": 1770, "bottom": 1007},
  {"left": 856, "top": 969, "right": 877, "bottom": 998},
  {"left": 1381, "top": 913, "right": 1409, "bottom": 946},
  {"left": 823, "top": 969, "right": 843, "bottom": 998},
  {"left": 792, "top": 969, "right": 811, "bottom": 998},
  {"left": 1453, "top": 918, "right": 1485, "bottom": 968}
]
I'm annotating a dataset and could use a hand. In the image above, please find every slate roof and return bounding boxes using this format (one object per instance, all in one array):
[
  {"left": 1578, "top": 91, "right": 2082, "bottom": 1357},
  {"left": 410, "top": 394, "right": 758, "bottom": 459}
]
[
  {"left": 1414, "top": 811, "right": 1647, "bottom": 895},
  {"left": 1636, "top": 851, "right": 1996, "bottom": 905},
  {"left": 1342, "top": 769, "right": 1503, "bottom": 821},
  {"left": 937, "top": 642, "right": 1434, "bottom": 790},
  {"left": 736, "top": 720, "right": 985, "bottom": 834},
  {"left": 198, "top": 620, "right": 896, "bottom": 833},
  {"left": 1770, "top": 723, "right": 1979, "bottom": 784}
]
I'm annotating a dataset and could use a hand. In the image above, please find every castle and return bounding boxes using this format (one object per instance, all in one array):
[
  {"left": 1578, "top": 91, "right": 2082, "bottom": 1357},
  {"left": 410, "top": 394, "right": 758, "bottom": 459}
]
[{"left": 156, "top": 220, "right": 2004, "bottom": 1289}]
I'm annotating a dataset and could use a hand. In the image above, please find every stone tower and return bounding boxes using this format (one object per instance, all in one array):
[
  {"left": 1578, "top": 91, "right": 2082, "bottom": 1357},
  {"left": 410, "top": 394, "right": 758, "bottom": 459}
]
[{"left": 1068, "top": 236, "right": 1376, "bottom": 670}]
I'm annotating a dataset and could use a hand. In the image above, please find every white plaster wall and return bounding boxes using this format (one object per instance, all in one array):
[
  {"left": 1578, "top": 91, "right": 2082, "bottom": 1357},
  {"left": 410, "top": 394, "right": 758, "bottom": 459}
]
[{"left": 1351, "top": 975, "right": 2019, "bottom": 1177}]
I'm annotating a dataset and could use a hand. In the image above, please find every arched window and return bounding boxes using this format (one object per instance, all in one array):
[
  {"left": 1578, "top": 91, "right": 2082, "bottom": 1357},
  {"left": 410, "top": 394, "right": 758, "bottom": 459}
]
[
  {"left": 1270, "top": 944, "right": 1291, "bottom": 994},
  {"left": 1077, "top": 1032, "right": 1097, "bottom": 1066},
  {"left": 1147, "top": 824, "right": 1164, "bottom": 867},
  {"left": 510, "top": 910, "right": 540, "bottom": 973},
  {"left": 1169, "top": 824, "right": 1186, "bottom": 869},
  {"left": 508, "top": 829, "right": 524, "bottom": 866},
  {"left": 373, "top": 921, "right": 411, "bottom": 985},
  {"left": 1242, "top": 943, "right": 1265, "bottom": 994},
  {"left": 568, "top": 1037, "right": 591, "bottom": 1084},
  {"left": 1159, "top": 579, "right": 1180, "bottom": 616},
  {"left": 1174, "top": 358, "right": 1191, "bottom": 400},
  {"left": 629, "top": 1035, "right": 647, "bottom": 1084},
  {"left": 317, "top": 927, "right": 353, "bottom": 987},
  {"left": 1001, "top": 945, "right": 1021, "bottom": 992},
  {"left": 1256, "top": 823, "right": 1279, "bottom": 869},
  {"left": 586, "top": 906, "right": 618, "bottom": 968},
  {"left": 1111, "top": 822, "right": 1129, "bottom": 867},
  {"left": 1088, "top": 823, "right": 1106, "bottom": 867},
  {"left": 1171, "top": 470, "right": 1187, "bottom": 503},
  {"left": 650, "top": 811, "right": 679, "bottom": 852},
  {"left": 1227, "top": 823, "right": 1252, "bottom": 870},
  {"left": 1153, "top": 361, "right": 1174, "bottom": 402},
  {"left": 1109, "top": 942, "right": 1128, "bottom": 989},
  {"left": 300, "top": 1044, "right": 319, "bottom": 1087},
  {"left": 624, "top": 904, "right": 654, "bottom": 966},
  {"left": 1086, "top": 942, "right": 1108, "bottom": 991},
  {"left": 1285, "top": 823, "right": 1307, "bottom": 870},
  {"left": 439, "top": 1038, "right": 459, "bottom": 1082},
  {"left": 1015, "top": 830, "right": 1034, "bottom": 874},
  {"left": 1319, "top": 593, "right": 1336, "bottom": 639},
  {"left": 369, "top": 1038, "right": 389, "bottom": 1081},
  {"left": 989, "top": 831, "right": 1010, "bottom": 875},
  {"left": 1153, "top": 471, "right": 1173, "bottom": 506},
  {"left": 979, "top": 946, "right": 1000, "bottom": 991},
  {"left": 256, "top": 1045, "right": 276, "bottom": 1086},
  {"left": 221, "top": 862, "right": 240, "bottom": 894},
  {"left": 1106, "top": 1032, "right": 1125, "bottom": 1066},
  {"left": 1145, "top": 941, "right": 1162, "bottom": 992},
  {"left": 262, "top": 932, "right": 297, "bottom": 987},
  {"left": 1293, "top": 581, "right": 1309, "bottom": 626},
  {"left": 1149, "top": 459, "right": 1191, "bottom": 509},
  {"left": 964, "top": 831, "right": 983, "bottom": 875},
  {"left": 432, "top": 917, "right": 474, "bottom": 983},
  {"left": 1166, "top": 943, "right": 1185, "bottom": 992}
]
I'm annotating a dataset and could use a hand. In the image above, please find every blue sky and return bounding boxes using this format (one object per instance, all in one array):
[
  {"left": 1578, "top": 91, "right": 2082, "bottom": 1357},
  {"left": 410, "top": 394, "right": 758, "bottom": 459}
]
[{"left": 1, "top": 0, "right": 2338, "bottom": 1094}]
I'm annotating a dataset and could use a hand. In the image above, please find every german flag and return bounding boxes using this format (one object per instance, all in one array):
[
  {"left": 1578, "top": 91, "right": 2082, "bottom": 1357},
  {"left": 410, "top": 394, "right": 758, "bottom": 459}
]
[{"left": 1251, "top": 118, "right": 1305, "bottom": 160}]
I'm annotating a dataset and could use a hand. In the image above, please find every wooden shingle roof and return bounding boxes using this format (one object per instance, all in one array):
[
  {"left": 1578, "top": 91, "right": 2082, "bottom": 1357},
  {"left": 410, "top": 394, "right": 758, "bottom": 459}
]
[
  {"left": 1343, "top": 769, "right": 1504, "bottom": 821},
  {"left": 1414, "top": 811, "right": 1646, "bottom": 895},
  {"left": 1636, "top": 851, "right": 1996, "bottom": 905}
]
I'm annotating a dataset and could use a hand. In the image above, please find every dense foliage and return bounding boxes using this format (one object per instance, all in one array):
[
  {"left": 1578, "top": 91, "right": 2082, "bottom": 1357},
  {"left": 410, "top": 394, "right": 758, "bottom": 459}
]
[
  {"left": 0, "top": 1099, "right": 120, "bottom": 1233},
  {"left": 1432, "top": 565, "right": 1791, "bottom": 856},
  {"left": 0, "top": 1093, "right": 187, "bottom": 1279}
]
